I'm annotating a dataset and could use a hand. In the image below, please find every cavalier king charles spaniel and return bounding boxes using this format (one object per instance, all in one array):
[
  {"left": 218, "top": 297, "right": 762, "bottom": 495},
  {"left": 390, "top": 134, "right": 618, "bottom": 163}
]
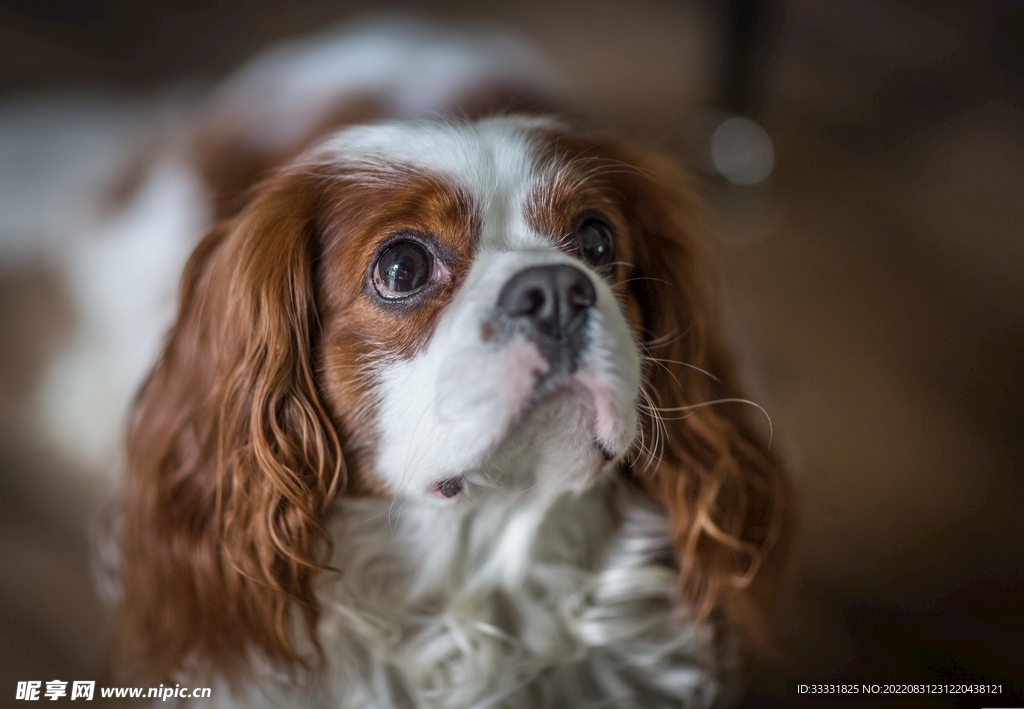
[{"left": 104, "top": 20, "right": 790, "bottom": 708}]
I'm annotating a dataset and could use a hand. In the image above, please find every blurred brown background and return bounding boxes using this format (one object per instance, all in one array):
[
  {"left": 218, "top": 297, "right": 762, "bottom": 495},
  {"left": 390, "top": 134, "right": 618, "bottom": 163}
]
[{"left": 1, "top": 0, "right": 1022, "bottom": 707}]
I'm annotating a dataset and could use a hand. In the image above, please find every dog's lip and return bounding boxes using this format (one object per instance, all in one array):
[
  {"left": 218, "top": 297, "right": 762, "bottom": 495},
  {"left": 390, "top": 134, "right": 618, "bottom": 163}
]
[
  {"left": 427, "top": 367, "right": 625, "bottom": 496},
  {"left": 429, "top": 476, "right": 465, "bottom": 498},
  {"left": 517, "top": 371, "right": 628, "bottom": 460}
]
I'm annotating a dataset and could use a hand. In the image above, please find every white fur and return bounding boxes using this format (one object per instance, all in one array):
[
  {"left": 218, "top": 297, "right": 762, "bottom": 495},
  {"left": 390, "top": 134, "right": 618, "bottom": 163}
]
[
  {"left": 207, "top": 19, "right": 561, "bottom": 153},
  {"left": 218, "top": 480, "right": 737, "bottom": 709},
  {"left": 0, "top": 93, "right": 205, "bottom": 477},
  {"left": 37, "top": 156, "right": 208, "bottom": 471}
]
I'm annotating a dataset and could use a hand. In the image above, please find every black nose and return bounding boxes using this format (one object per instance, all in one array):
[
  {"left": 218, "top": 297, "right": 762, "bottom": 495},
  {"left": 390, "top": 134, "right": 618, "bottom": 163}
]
[{"left": 496, "top": 264, "right": 596, "bottom": 343}]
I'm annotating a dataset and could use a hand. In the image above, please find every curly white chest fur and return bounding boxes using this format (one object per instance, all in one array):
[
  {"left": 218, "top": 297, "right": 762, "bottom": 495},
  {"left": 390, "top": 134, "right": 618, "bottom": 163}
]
[{"left": 220, "top": 478, "right": 738, "bottom": 709}]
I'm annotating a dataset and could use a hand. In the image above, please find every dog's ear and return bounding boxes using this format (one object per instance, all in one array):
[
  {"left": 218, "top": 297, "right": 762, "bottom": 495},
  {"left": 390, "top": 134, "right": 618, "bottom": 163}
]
[
  {"left": 608, "top": 145, "right": 793, "bottom": 647},
  {"left": 114, "top": 166, "right": 343, "bottom": 682}
]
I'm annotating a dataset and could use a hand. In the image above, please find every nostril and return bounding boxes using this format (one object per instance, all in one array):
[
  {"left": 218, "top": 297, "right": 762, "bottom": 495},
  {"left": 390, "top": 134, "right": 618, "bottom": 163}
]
[
  {"left": 514, "top": 286, "right": 546, "bottom": 318},
  {"left": 567, "top": 281, "right": 596, "bottom": 310}
]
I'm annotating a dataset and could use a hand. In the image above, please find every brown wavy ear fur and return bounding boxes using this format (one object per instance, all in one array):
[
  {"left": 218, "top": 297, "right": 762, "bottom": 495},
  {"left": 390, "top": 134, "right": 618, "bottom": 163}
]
[
  {"left": 113, "top": 166, "right": 343, "bottom": 682},
  {"left": 607, "top": 144, "right": 793, "bottom": 648}
]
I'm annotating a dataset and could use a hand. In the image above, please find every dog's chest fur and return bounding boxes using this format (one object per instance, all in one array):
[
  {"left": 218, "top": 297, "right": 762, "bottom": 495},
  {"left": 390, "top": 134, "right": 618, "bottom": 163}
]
[{"left": 229, "top": 478, "right": 737, "bottom": 708}]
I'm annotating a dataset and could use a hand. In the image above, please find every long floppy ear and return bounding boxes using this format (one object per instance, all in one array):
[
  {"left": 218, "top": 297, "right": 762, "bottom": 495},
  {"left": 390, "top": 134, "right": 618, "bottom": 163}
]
[
  {"left": 113, "top": 167, "right": 343, "bottom": 682},
  {"left": 613, "top": 146, "right": 793, "bottom": 647}
]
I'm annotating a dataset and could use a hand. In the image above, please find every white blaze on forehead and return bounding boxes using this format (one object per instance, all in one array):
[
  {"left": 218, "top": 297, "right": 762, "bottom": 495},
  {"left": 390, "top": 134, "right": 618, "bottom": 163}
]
[{"left": 322, "top": 115, "right": 559, "bottom": 251}]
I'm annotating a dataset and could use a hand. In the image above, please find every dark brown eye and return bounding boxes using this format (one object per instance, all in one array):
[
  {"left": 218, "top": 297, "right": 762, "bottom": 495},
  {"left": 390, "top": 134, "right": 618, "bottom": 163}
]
[
  {"left": 374, "top": 240, "right": 432, "bottom": 298},
  {"left": 576, "top": 217, "right": 615, "bottom": 267}
]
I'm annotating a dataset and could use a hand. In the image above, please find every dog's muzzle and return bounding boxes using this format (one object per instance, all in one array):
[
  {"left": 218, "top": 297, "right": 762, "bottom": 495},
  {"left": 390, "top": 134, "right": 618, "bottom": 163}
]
[{"left": 495, "top": 264, "right": 596, "bottom": 374}]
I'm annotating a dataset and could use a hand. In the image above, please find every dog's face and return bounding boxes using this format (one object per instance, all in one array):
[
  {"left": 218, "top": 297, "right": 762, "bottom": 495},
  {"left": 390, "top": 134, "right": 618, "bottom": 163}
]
[
  {"left": 116, "top": 114, "right": 787, "bottom": 682},
  {"left": 312, "top": 117, "right": 641, "bottom": 500}
]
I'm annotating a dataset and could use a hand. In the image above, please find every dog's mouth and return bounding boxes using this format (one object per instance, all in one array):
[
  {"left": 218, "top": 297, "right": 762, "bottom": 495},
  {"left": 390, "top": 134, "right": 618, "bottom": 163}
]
[
  {"left": 427, "top": 371, "right": 625, "bottom": 499},
  {"left": 430, "top": 476, "right": 465, "bottom": 499}
]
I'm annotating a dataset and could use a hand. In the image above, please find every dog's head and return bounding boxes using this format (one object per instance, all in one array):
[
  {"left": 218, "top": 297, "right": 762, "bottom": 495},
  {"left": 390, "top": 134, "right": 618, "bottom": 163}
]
[{"left": 116, "top": 115, "right": 789, "bottom": 681}]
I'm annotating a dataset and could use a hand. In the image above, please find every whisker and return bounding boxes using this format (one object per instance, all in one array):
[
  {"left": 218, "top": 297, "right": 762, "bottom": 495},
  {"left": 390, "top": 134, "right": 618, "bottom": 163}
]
[
  {"left": 510, "top": 476, "right": 544, "bottom": 497},
  {"left": 630, "top": 398, "right": 652, "bottom": 469},
  {"left": 636, "top": 386, "right": 667, "bottom": 473},
  {"left": 642, "top": 328, "right": 682, "bottom": 350},
  {"left": 386, "top": 494, "right": 403, "bottom": 534},
  {"left": 639, "top": 352, "right": 722, "bottom": 385},
  {"left": 638, "top": 354, "right": 682, "bottom": 407},
  {"left": 646, "top": 390, "right": 664, "bottom": 471},
  {"left": 641, "top": 398, "right": 774, "bottom": 448},
  {"left": 619, "top": 275, "right": 672, "bottom": 288}
]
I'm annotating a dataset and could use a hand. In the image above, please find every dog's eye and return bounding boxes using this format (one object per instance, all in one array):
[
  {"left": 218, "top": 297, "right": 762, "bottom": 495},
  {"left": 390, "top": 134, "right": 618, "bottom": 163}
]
[
  {"left": 576, "top": 217, "right": 615, "bottom": 268},
  {"left": 374, "top": 241, "right": 432, "bottom": 298}
]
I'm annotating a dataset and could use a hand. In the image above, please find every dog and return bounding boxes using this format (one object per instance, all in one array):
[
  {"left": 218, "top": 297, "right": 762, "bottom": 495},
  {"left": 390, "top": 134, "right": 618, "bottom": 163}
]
[{"left": 38, "top": 20, "right": 790, "bottom": 708}]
